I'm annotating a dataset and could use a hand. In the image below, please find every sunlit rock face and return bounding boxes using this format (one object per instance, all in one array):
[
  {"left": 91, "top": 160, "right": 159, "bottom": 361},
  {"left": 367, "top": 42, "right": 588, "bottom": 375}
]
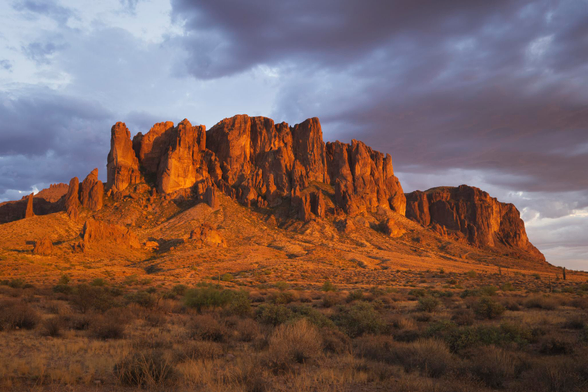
[{"left": 406, "top": 185, "right": 545, "bottom": 261}]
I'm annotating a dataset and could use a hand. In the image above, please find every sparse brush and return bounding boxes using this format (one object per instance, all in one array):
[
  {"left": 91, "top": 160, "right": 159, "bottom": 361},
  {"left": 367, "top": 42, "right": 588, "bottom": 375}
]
[
  {"left": 114, "top": 349, "right": 176, "bottom": 387},
  {"left": 0, "top": 300, "right": 39, "bottom": 330},
  {"left": 263, "top": 318, "right": 323, "bottom": 373},
  {"left": 39, "top": 316, "right": 62, "bottom": 337},
  {"left": 467, "top": 345, "right": 518, "bottom": 388},
  {"left": 190, "top": 314, "right": 228, "bottom": 342}
]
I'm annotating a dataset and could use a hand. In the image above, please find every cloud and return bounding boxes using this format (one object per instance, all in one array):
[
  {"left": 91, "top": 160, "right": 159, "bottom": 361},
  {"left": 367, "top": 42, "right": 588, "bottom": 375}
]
[
  {"left": 12, "top": 0, "right": 74, "bottom": 26},
  {"left": 0, "top": 60, "right": 11, "bottom": 71},
  {"left": 0, "top": 88, "right": 114, "bottom": 194}
]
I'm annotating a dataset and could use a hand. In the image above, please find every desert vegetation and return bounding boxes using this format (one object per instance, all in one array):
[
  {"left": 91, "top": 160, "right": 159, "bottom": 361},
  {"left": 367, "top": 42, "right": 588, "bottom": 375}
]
[{"left": 0, "top": 270, "right": 587, "bottom": 392}]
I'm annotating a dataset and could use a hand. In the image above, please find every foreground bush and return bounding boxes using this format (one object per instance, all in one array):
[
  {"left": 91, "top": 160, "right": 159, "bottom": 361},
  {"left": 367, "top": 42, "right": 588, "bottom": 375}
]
[
  {"left": 0, "top": 300, "right": 39, "bottom": 330},
  {"left": 473, "top": 297, "right": 505, "bottom": 319},
  {"left": 335, "top": 301, "right": 385, "bottom": 337},
  {"left": 468, "top": 346, "right": 518, "bottom": 388},
  {"left": 114, "top": 350, "right": 176, "bottom": 387},
  {"left": 263, "top": 319, "right": 323, "bottom": 373}
]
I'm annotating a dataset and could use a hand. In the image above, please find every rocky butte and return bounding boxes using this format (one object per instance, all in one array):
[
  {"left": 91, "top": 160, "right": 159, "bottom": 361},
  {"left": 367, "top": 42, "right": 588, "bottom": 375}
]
[{"left": 0, "top": 114, "right": 545, "bottom": 263}]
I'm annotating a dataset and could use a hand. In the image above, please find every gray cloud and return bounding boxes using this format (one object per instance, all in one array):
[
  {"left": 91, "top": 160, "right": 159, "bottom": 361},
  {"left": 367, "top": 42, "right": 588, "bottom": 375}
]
[
  {"left": 0, "top": 89, "right": 114, "bottom": 195},
  {"left": 0, "top": 60, "right": 12, "bottom": 71},
  {"left": 12, "top": 0, "right": 74, "bottom": 25},
  {"left": 23, "top": 40, "right": 68, "bottom": 65}
]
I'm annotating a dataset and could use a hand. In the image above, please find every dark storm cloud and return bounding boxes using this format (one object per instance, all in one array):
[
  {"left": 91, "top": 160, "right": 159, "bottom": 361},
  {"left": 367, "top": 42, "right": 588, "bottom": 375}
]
[
  {"left": 0, "top": 89, "right": 114, "bottom": 195},
  {"left": 13, "top": 0, "right": 74, "bottom": 25},
  {"left": 171, "top": 0, "right": 588, "bottom": 196}
]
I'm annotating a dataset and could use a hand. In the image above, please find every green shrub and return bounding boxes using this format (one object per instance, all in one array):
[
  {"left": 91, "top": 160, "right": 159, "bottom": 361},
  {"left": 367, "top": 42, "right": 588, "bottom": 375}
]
[
  {"left": 322, "top": 280, "right": 337, "bottom": 292},
  {"left": 524, "top": 295, "right": 558, "bottom": 310},
  {"left": 417, "top": 297, "right": 440, "bottom": 313},
  {"left": 408, "top": 289, "right": 426, "bottom": 298},
  {"left": 334, "top": 301, "right": 385, "bottom": 337},
  {"left": 466, "top": 270, "right": 477, "bottom": 278},
  {"left": 479, "top": 285, "right": 498, "bottom": 296},
  {"left": 183, "top": 287, "right": 235, "bottom": 312},
  {"left": 346, "top": 290, "right": 364, "bottom": 302},
  {"left": 71, "top": 284, "right": 117, "bottom": 313},
  {"left": 473, "top": 297, "right": 505, "bottom": 319},
  {"left": 53, "top": 284, "right": 73, "bottom": 294},
  {"left": 220, "top": 273, "right": 234, "bottom": 282},
  {"left": 91, "top": 278, "right": 106, "bottom": 287},
  {"left": 274, "top": 282, "right": 289, "bottom": 291},
  {"left": 227, "top": 290, "right": 251, "bottom": 317},
  {"left": 256, "top": 304, "right": 293, "bottom": 326},
  {"left": 290, "top": 305, "right": 335, "bottom": 329},
  {"left": 126, "top": 291, "right": 156, "bottom": 308},
  {"left": 58, "top": 274, "right": 70, "bottom": 285},
  {"left": 270, "top": 291, "right": 294, "bottom": 305},
  {"left": 171, "top": 284, "right": 187, "bottom": 296}
]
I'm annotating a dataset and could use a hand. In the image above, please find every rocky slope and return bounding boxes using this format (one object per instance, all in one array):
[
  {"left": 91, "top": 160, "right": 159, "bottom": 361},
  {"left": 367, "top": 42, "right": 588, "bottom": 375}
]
[{"left": 405, "top": 185, "right": 544, "bottom": 261}]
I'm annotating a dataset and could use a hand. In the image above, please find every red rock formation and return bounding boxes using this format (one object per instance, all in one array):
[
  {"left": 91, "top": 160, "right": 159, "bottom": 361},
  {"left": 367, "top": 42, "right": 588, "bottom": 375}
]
[
  {"left": 35, "top": 183, "right": 68, "bottom": 203},
  {"left": 65, "top": 177, "right": 80, "bottom": 220},
  {"left": 101, "top": 115, "right": 405, "bottom": 220},
  {"left": 189, "top": 223, "right": 225, "bottom": 247},
  {"left": 24, "top": 193, "right": 34, "bottom": 218},
  {"left": 107, "top": 122, "right": 142, "bottom": 192},
  {"left": 405, "top": 185, "right": 544, "bottom": 260},
  {"left": 157, "top": 119, "right": 207, "bottom": 194},
  {"left": 33, "top": 238, "right": 53, "bottom": 255},
  {"left": 81, "top": 218, "right": 140, "bottom": 249},
  {"left": 80, "top": 169, "right": 104, "bottom": 211},
  {"left": 326, "top": 140, "right": 405, "bottom": 215}
]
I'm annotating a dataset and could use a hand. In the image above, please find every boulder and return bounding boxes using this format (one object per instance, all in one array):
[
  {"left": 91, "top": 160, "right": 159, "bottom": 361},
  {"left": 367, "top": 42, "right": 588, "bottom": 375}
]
[
  {"left": 81, "top": 218, "right": 140, "bottom": 249},
  {"left": 33, "top": 238, "right": 53, "bottom": 255},
  {"left": 380, "top": 217, "right": 405, "bottom": 238},
  {"left": 189, "top": 223, "right": 226, "bottom": 247}
]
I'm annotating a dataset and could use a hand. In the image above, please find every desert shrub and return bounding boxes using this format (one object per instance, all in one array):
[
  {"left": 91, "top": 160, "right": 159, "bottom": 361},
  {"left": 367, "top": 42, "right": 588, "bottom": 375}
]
[
  {"left": 468, "top": 346, "right": 517, "bottom": 389},
  {"left": 334, "top": 301, "right": 386, "bottom": 337},
  {"left": 397, "top": 339, "right": 453, "bottom": 378},
  {"left": 479, "top": 285, "right": 498, "bottom": 296},
  {"left": 473, "top": 297, "right": 505, "bottom": 319},
  {"left": 71, "top": 284, "right": 116, "bottom": 313},
  {"left": 234, "top": 318, "right": 261, "bottom": 342},
  {"left": 562, "top": 315, "right": 586, "bottom": 330},
  {"left": 570, "top": 298, "right": 588, "bottom": 310},
  {"left": 144, "top": 312, "right": 167, "bottom": 328},
  {"left": 321, "top": 292, "right": 342, "bottom": 308},
  {"left": 270, "top": 291, "right": 294, "bottom": 305},
  {"left": 263, "top": 319, "right": 323, "bottom": 373},
  {"left": 354, "top": 335, "right": 396, "bottom": 362},
  {"left": 501, "top": 298, "right": 521, "bottom": 311},
  {"left": 290, "top": 305, "right": 335, "bottom": 329},
  {"left": 39, "top": 317, "right": 62, "bottom": 337},
  {"left": 451, "top": 308, "right": 474, "bottom": 326},
  {"left": 413, "top": 312, "right": 432, "bottom": 322},
  {"left": 61, "top": 313, "right": 92, "bottom": 330},
  {"left": 0, "top": 300, "right": 39, "bottom": 330},
  {"left": 347, "top": 290, "right": 364, "bottom": 302},
  {"left": 521, "top": 358, "right": 585, "bottom": 392},
  {"left": 321, "top": 327, "right": 352, "bottom": 354},
  {"left": 176, "top": 341, "right": 224, "bottom": 362},
  {"left": 58, "top": 274, "right": 70, "bottom": 285},
  {"left": 408, "top": 289, "right": 426, "bottom": 298},
  {"left": 126, "top": 290, "right": 156, "bottom": 308},
  {"left": 358, "top": 337, "right": 453, "bottom": 378},
  {"left": 226, "top": 290, "right": 252, "bottom": 317},
  {"left": 171, "top": 284, "right": 187, "bottom": 296},
  {"left": 322, "top": 280, "right": 337, "bottom": 292},
  {"left": 460, "top": 289, "right": 480, "bottom": 298},
  {"left": 539, "top": 333, "right": 575, "bottom": 355},
  {"left": 274, "top": 282, "right": 289, "bottom": 291},
  {"left": 7, "top": 278, "right": 26, "bottom": 289},
  {"left": 501, "top": 282, "right": 515, "bottom": 291},
  {"left": 466, "top": 270, "right": 477, "bottom": 278},
  {"left": 190, "top": 315, "right": 228, "bottom": 342},
  {"left": 53, "top": 284, "right": 73, "bottom": 294},
  {"left": 91, "top": 278, "right": 106, "bottom": 286},
  {"left": 90, "top": 309, "right": 127, "bottom": 339},
  {"left": 256, "top": 304, "right": 293, "bottom": 326},
  {"left": 183, "top": 286, "right": 234, "bottom": 312},
  {"left": 524, "top": 295, "right": 558, "bottom": 310},
  {"left": 417, "top": 296, "right": 439, "bottom": 313},
  {"left": 114, "top": 350, "right": 176, "bottom": 387},
  {"left": 221, "top": 273, "right": 234, "bottom": 282}
]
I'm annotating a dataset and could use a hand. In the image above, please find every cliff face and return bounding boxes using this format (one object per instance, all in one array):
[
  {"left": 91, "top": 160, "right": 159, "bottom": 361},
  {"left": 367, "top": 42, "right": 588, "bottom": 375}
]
[
  {"left": 108, "top": 114, "right": 406, "bottom": 217},
  {"left": 405, "top": 185, "right": 545, "bottom": 261}
]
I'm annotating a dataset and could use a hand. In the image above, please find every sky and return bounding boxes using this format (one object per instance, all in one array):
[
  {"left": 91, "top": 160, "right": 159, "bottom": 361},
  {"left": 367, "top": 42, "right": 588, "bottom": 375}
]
[{"left": 0, "top": 0, "right": 587, "bottom": 270}]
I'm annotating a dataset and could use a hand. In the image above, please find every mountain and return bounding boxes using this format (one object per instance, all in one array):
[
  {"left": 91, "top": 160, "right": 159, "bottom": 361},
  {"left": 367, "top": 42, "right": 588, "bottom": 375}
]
[{"left": 0, "top": 114, "right": 552, "bottom": 285}]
